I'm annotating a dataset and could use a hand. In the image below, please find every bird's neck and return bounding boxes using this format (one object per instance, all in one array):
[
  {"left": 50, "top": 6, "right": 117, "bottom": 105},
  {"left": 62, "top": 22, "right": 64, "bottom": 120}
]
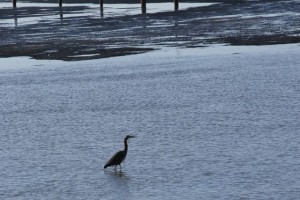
[{"left": 124, "top": 139, "right": 128, "bottom": 153}]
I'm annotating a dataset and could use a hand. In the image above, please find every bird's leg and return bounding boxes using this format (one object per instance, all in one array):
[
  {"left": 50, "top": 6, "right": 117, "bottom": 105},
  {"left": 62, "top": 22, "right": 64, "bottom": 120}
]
[
  {"left": 119, "top": 164, "right": 122, "bottom": 171},
  {"left": 114, "top": 165, "right": 117, "bottom": 171}
]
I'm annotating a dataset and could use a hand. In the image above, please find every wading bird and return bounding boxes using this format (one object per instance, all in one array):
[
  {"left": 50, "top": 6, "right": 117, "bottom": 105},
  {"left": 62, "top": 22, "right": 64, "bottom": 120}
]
[{"left": 104, "top": 135, "right": 136, "bottom": 170}]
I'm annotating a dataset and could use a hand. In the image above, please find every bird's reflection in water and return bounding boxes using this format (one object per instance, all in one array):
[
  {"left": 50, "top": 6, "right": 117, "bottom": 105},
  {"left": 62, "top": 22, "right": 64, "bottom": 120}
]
[
  {"left": 104, "top": 170, "right": 131, "bottom": 199},
  {"left": 105, "top": 169, "right": 128, "bottom": 178},
  {"left": 115, "top": 170, "right": 126, "bottom": 177}
]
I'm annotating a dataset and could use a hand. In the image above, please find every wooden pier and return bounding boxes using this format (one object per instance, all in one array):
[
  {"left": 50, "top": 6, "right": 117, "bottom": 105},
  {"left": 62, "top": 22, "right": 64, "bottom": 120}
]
[{"left": 12, "top": 0, "right": 179, "bottom": 13}]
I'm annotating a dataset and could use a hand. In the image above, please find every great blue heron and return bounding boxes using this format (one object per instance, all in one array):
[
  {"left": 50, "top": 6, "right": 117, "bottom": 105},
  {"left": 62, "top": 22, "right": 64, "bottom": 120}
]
[{"left": 104, "top": 135, "right": 136, "bottom": 170}]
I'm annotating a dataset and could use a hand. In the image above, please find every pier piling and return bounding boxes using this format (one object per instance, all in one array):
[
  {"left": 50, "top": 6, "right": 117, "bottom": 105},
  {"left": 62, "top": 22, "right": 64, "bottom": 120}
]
[
  {"left": 141, "top": 0, "right": 146, "bottom": 14},
  {"left": 174, "top": 0, "right": 179, "bottom": 11},
  {"left": 99, "top": 0, "right": 104, "bottom": 8},
  {"left": 12, "top": 0, "right": 16, "bottom": 8}
]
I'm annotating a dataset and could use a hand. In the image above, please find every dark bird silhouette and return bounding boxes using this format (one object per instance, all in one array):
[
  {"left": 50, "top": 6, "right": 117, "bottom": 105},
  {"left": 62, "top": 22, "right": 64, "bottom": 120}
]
[{"left": 104, "top": 135, "right": 136, "bottom": 170}]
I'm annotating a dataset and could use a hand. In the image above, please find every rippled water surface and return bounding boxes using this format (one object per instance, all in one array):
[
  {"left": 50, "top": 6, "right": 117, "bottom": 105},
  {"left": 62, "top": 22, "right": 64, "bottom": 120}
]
[{"left": 1, "top": 45, "right": 300, "bottom": 199}]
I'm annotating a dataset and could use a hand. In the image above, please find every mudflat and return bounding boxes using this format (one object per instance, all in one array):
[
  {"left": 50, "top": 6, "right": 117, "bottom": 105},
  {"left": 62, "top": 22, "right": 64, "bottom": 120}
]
[{"left": 0, "top": 0, "right": 299, "bottom": 61}]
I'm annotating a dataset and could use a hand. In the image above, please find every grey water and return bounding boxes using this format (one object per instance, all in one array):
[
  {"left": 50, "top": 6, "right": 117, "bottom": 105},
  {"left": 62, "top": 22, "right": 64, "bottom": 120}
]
[{"left": 0, "top": 45, "right": 300, "bottom": 199}]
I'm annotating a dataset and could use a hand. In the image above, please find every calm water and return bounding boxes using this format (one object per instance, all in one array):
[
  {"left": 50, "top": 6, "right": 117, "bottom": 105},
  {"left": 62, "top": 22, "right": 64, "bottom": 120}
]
[{"left": 0, "top": 45, "right": 300, "bottom": 199}]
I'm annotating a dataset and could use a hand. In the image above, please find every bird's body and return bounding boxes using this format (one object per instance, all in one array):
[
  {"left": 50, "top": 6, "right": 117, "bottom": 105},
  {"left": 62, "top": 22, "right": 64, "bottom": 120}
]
[
  {"left": 104, "top": 151, "right": 126, "bottom": 169},
  {"left": 104, "top": 135, "right": 135, "bottom": 170}
]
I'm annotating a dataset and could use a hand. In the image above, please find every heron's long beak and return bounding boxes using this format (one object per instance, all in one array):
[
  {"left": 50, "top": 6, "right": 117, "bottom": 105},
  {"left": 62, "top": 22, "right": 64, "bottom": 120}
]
[{"left": 129, "top": 135, "right": 136, "bottom": 138}]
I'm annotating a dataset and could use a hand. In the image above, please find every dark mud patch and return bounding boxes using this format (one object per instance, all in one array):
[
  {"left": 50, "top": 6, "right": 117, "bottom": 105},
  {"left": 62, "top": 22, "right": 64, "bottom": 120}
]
[
  {"left": 0, "top": 0, "right": 299, "bottom": 61},
  {"left": 1, "top": 43, "right": 154, "bottom": 61}
]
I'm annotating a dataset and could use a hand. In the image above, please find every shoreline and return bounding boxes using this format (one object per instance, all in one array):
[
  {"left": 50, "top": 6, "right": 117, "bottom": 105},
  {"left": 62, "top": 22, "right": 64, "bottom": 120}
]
[{"left": 0, "top": 0, "right": 299, "bottom": 61}]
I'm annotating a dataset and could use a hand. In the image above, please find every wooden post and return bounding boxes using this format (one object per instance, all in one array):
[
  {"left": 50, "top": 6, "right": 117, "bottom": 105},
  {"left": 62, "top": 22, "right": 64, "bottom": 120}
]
[
  {"left": 99, "top": 0, "right": 104, "bottom": 17},
  {"left": 99, "top": 0, "right": 103, "bottom": 9},
  {"left": 141, "top": 0, "right": 146, "bottom": 14},
  {"left": 59, "top": 0, "right": 62, "bottom": 7},
  {"left": 174, "top": 0, "right": 179, "bottom": 11},
  {"left": 12, "top": 0, "right": 16, "bottom": 8}
]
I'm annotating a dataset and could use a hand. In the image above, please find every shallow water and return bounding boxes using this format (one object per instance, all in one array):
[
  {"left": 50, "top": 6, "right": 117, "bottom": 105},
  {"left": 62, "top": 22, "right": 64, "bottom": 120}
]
[{"left": 0, "top": 44, "right": 300, "bottom": 199}]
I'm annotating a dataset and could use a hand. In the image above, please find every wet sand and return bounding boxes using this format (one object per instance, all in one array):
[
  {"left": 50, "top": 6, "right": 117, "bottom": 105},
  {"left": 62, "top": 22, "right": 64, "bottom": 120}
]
[{"left": 0, "top": 0, "right": 299, "bottom": 61}]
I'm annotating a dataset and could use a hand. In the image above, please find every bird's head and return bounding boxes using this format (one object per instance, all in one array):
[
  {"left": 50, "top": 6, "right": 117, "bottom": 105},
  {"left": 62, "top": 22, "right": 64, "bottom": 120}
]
[{"left": 125, "top": 135, "right": 136, "bottom": 141}]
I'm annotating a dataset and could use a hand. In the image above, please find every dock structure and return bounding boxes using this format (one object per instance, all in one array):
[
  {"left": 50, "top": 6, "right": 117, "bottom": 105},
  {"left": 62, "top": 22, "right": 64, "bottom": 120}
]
[{"left": 12, "top": 0, "right": 179, "bottom": 13}]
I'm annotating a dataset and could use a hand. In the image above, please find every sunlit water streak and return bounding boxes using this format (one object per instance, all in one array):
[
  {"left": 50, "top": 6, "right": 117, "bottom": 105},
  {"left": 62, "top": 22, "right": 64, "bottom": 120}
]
[{"left": 0, "top": 44, "right": 300, "bottom": 199}]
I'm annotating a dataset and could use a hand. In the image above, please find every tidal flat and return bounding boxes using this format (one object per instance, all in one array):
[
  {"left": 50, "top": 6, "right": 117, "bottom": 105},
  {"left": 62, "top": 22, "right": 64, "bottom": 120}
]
[{"left": 0, "top": 0, "right": 299, "bottom": 61}]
